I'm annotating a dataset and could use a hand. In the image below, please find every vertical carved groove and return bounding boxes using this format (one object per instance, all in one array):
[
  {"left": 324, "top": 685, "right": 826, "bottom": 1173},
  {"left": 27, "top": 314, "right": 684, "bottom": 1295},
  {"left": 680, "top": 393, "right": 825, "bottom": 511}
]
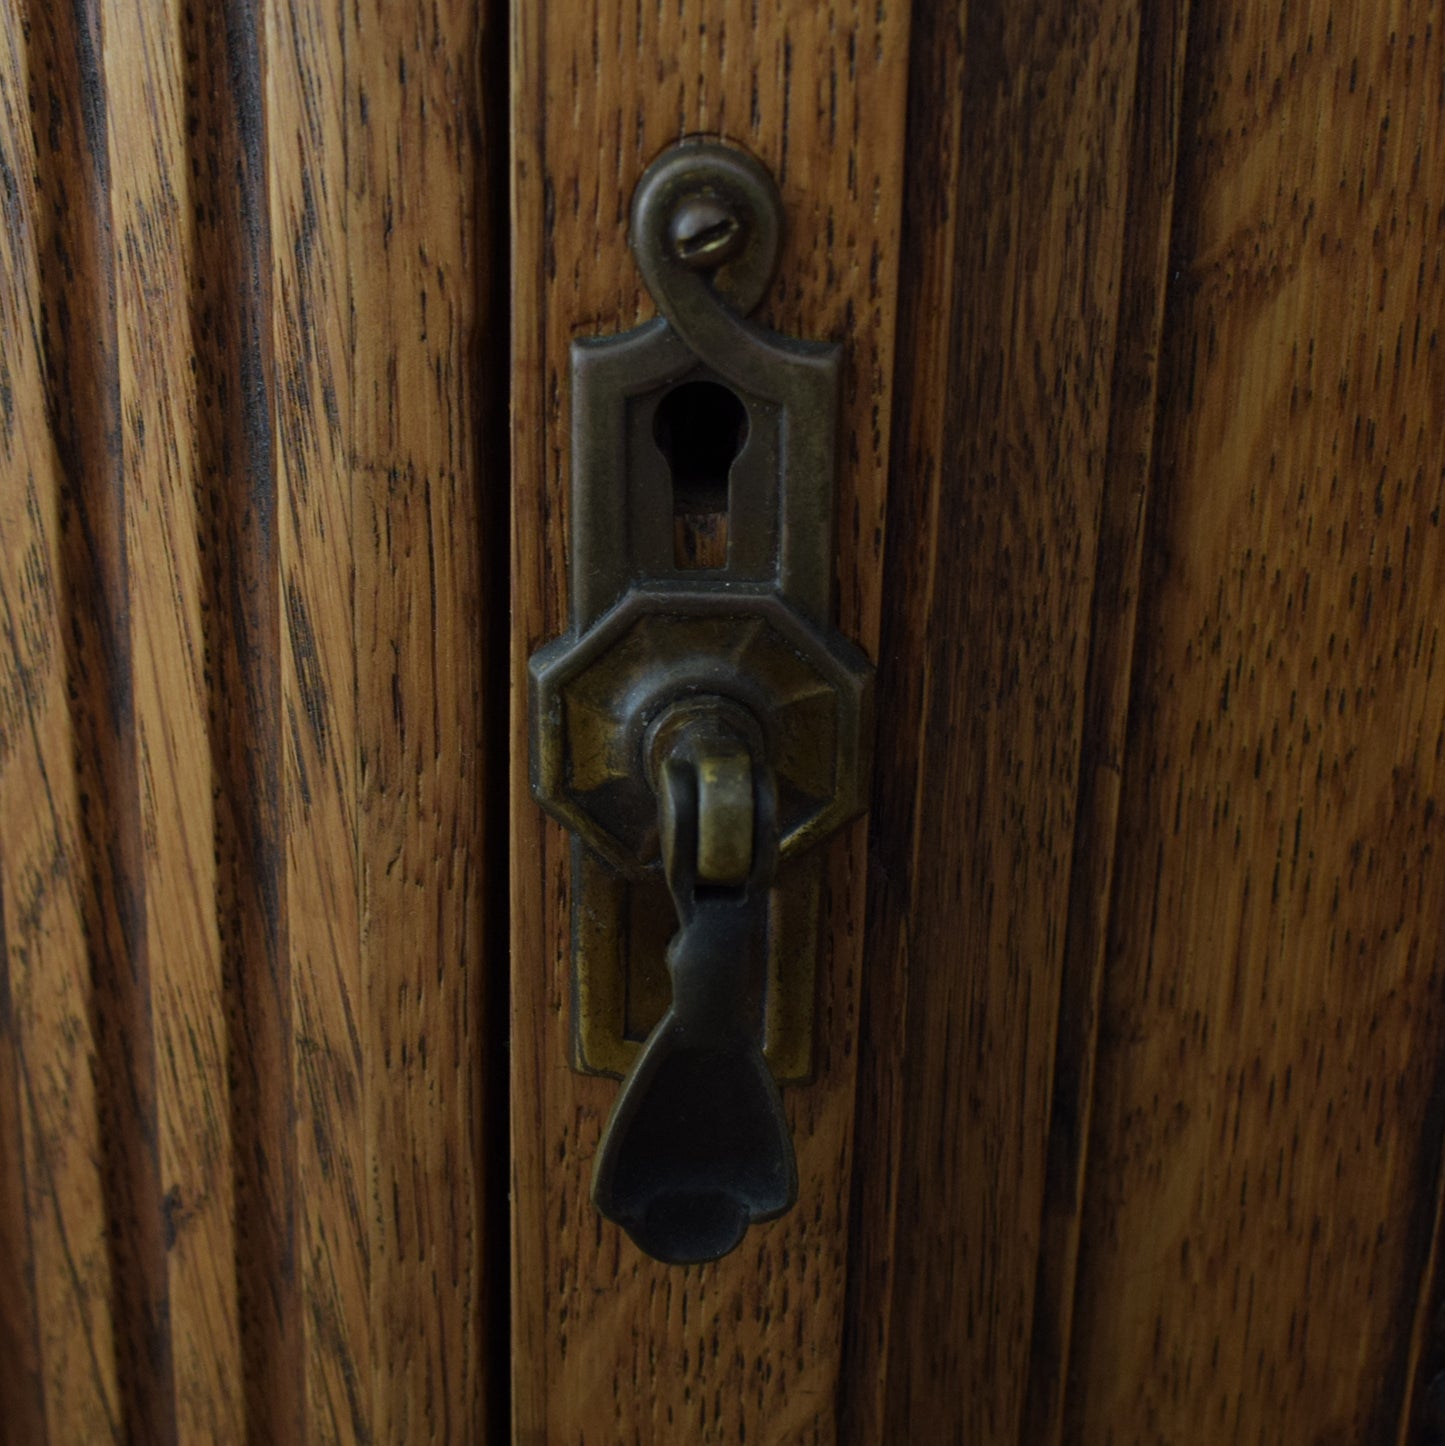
[
  {"left": 1021, "top": 3, "right": 1192, "bottom": 1439},
  {"left": 475, "top": 0, "right": 514, "bottom": 1435},
  {"left": 846, "top": 0, "right": 1162, "bottom": 1437},
  {"left": 839, "top": 2, "right": 966, "bottom": 1439},
  {"left": 6, "top": 0, "right": 513, "bottom": 1434},
  {"left": 26, "top": 0, "right": 176, "bottom": 1439},
  {"left": 182, "top": 0, "right": 301, "bottom": 1437}
]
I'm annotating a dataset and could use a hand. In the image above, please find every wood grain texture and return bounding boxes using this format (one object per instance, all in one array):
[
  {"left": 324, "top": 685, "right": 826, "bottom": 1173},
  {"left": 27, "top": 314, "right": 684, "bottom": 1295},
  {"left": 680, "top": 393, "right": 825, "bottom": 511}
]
[
  {"left": 2, "top": 6, "right": 124, "bottom": 1436},
  {"left": 350, "top": 0, "right": 494, "bottom": 1436},
  {"left": 1067, "top": 1, "right": 1445, "bottom": 1442},
  {"left": 1020, "top": 2, "right": 1192, "bottom": 1439},
  {"left": 837, "top": 6, "right": 967, "bottom": 1436},
  {"left": 508, "top": 2, "right": 911, "bottom": 1441},
  {"left": 186, "top": 2, "right": 304, "bottom": 1433},
  {"left": 106, "top": 0, "right": 244, "bottom": 1435},
  {"left": 265, "top": 0, "right": 367, "bottom": 1437},
  {"left": 0, "top": 0, "right": 504, "bottom": 1438},
  {"left": 844, "top": 0, "right": 1164, "bottom": 1438}
]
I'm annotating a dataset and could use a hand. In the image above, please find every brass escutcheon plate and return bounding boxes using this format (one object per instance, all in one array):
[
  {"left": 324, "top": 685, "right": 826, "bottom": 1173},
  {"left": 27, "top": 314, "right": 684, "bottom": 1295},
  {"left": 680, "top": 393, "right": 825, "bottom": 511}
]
[{"left": 527, "top": 139, "right": 873, "bottom": 1089}]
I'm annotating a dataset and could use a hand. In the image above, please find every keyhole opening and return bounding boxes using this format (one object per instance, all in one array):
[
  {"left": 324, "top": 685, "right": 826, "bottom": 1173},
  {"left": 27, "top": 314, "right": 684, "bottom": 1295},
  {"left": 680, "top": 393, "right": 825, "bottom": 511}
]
[{"left": 653, "top": 381, "right": 749, "bottom": 569}]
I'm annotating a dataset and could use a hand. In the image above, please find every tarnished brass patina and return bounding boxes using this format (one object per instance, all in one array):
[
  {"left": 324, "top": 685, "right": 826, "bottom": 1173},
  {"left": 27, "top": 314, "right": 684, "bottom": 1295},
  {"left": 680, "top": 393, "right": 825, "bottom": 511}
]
[
  {"left": 530, "top": 589, "right": 872, "bottom": 877},
  {"left": 527, "top": 139, "right": 873, "bottom": 1262}
]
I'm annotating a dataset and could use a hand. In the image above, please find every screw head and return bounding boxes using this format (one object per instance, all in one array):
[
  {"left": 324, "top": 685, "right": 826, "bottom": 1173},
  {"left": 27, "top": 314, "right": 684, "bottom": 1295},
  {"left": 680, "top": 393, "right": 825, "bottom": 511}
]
[{"left": 667, "top": 194, "right": 745, "bottom": 270}]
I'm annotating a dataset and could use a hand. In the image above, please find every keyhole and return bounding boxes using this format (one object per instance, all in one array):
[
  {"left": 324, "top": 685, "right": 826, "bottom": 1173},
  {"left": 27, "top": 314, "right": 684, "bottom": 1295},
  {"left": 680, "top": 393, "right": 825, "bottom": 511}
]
[{"left": 653, "top": 381, "right": 749, "bottom": 569}]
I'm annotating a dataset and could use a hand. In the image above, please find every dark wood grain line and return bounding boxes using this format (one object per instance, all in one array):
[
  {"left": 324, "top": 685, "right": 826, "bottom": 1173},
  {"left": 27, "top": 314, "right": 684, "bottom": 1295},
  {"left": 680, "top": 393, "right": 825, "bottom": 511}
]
[
  {"left": 475, "top": 1, "right": 514, "bottom": 1438},
  {"left": 1394, "top": 1089, "right": 1445, "bottom": 1444},
  {"left": 506, "top": 0, "right": 553, "bottom": 1429},
  {"left": 0, "top": 878, "right": 47, "bottom": 1443},
  {"left": 0, "top": 481, "right": 119, "bottom": 1437},
  {"left": 1398, "top": 1155, "right": 1445, "bottom": 1445},
  {"left": 182, "top": 1, "right": 302, "bottom": 1437},
  {"left": 846, "top": 0, "right": 1150, "bottom": 1436},
  {"left": 1020, "top": 3, "right": 1192, "bottom": 1439},
  {"left": 27, "top": 1, "right": 176, "bottom": 1438},
  {"left": 840, "top": 0, "right": 967, "bottom": 1436}
]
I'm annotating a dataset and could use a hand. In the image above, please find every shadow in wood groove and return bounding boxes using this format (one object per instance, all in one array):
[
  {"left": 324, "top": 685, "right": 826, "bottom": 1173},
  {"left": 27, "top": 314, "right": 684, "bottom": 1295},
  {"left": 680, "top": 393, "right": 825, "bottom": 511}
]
[
  {"left": 182, "top": 0, "right": 302, "bottom": 1437},
  {"left": 473, "top": 0, "right": 514, "bottom": 1438},
  {"left": 838, "top": 0, "right": 967, "bottom": 1438},
  {"left": 1401, "top": 1176, "right": 1445, "bottom": 1446},
  {"left": 0, "top": 12, "right": 119, "bottom": 1434},
  {"left": 27, "top": 1, "right": 176, "bottom": 1439},
  {"left": 1021, "top": 2, "right": 1193, "bottom": 1439}
]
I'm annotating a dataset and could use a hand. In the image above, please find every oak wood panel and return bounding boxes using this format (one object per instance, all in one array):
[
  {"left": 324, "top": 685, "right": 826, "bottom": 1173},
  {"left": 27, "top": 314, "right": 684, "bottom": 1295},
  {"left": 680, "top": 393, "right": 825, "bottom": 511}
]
[
  {"left": 508, "top": 2, "right": 910, "bottom": 1440},
  {"left": 1067, "top": 1, "right": 1445, "bottom": 1441},
  {"left": 0, "top": 0, "right": 504, "bottom": 1437},
  {"left": 844, "top": 0, "right": 1171, "bottom": 1438}
]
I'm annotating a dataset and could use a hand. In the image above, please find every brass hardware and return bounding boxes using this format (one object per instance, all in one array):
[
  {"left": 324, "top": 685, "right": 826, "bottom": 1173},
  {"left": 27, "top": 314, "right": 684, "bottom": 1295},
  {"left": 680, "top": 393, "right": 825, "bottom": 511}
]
[
  {"left": 592, "top": 701, "right": 795, "bottom": 1263},
  {"left": 650, "top": 700, "right": 756, "bottom": 886},
  {"left": 528, "top": 139, "right": 873, "bottom": 1262}
]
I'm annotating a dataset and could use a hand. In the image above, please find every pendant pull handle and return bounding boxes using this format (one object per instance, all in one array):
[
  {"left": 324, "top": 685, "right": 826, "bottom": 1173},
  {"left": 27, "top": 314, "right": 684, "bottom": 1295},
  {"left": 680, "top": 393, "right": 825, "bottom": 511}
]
[{"left": 592, "top": 704, "right": 796, "bottom": 1265}]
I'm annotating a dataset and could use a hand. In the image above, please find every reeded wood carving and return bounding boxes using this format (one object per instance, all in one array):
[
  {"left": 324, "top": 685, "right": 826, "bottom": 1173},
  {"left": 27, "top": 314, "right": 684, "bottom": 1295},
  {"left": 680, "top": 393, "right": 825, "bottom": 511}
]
[{"left": 0, "top": 0, "right": 502, "bottom": 1438}]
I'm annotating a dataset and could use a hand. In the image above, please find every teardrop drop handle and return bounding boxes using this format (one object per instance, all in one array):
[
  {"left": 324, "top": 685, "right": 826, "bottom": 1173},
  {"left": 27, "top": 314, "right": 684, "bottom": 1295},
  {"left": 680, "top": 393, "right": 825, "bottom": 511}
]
[
  {"left": 591, "top": 896, "right": 797, "bottom": 1264},
  {"left": 591, "top": 704, "right": 795, "bottom": 1263}
]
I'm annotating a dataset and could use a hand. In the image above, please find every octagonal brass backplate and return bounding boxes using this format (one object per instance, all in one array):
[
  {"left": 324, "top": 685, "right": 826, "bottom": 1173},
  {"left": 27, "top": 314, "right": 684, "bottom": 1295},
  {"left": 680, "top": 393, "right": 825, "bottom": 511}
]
[
  {"left": 527, "top": 138, "right": 874, "bottom": 1083},
  {"left": 530, "top": 586, "right": 872, "bottom": 878}
]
